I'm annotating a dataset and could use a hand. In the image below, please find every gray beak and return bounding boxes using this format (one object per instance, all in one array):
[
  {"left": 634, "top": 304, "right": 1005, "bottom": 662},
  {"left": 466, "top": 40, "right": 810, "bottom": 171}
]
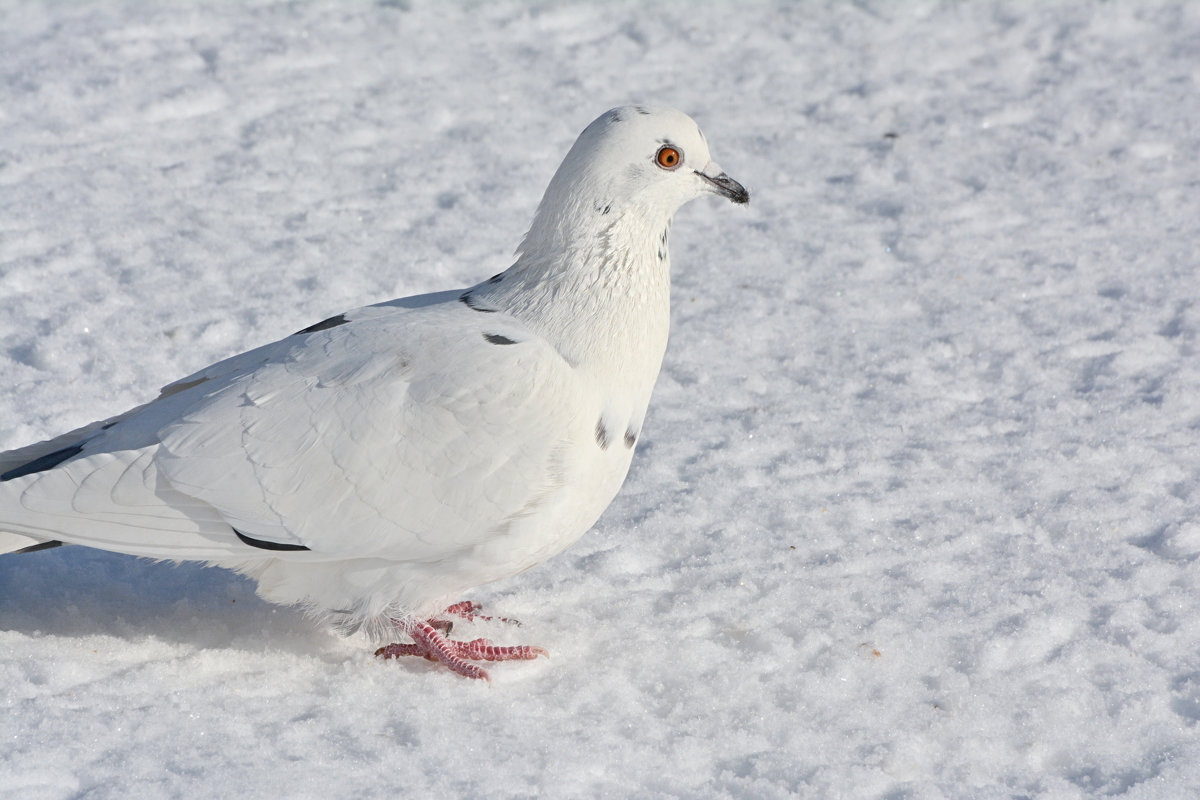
[{"left": 697, "top": 167, "right": 750, "bottom": 205}]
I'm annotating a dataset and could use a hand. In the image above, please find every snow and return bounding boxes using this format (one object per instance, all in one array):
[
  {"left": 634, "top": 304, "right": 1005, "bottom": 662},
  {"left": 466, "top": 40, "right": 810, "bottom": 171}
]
[{"left": 2, "top": 1, "right": 1199, "bottom": 796}]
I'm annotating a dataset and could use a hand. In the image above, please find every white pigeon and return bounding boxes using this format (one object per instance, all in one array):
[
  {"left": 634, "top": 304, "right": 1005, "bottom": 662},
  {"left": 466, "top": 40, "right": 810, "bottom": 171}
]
[{"left": 0, "top": 106, "right": 748, "bottom": 681}]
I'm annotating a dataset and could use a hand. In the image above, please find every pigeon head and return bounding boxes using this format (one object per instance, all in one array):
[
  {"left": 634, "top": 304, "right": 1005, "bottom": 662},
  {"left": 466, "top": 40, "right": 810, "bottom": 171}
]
[
  {"left": 520, "top": 106, "right": 748, "bottom": 260},
  {"left": 566, "top": 106, "right": 749, "bottom": 208}
]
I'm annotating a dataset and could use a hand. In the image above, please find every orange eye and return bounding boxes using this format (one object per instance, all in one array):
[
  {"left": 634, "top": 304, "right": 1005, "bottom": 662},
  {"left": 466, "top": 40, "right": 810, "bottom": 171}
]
[{"left": 656, "top": 145, "right": 682, "bottom": 170}]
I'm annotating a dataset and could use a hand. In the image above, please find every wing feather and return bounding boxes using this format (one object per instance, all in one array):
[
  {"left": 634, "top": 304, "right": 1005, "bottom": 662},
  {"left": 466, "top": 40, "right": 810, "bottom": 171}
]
[
  {"left": 1, "top": 297, "right": 584, "bottom": 567},
  {"left": 154, "top": 303, "right": 583, "bottom": 559}
]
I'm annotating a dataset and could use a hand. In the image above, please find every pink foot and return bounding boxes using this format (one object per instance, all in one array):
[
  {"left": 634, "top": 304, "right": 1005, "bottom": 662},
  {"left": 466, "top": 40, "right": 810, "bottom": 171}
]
[{"left": 375, "top": 604, "right": 547, "bottom": 681}]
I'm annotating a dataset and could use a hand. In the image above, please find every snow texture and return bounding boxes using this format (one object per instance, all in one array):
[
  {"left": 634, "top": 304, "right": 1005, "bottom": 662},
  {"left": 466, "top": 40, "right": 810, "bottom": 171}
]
[{"left": 2, "top": 1, "right": 1198, "bottom": 797}]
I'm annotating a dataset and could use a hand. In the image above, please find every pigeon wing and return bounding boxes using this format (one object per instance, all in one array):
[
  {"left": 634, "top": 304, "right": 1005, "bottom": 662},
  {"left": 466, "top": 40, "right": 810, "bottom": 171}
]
[{"left": 155, "top": 304, "right": 585, "bottom": 561}]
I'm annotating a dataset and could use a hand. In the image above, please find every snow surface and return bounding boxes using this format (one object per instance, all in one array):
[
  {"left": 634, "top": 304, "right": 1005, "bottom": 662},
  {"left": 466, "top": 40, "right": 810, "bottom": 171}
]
[{"left": 2, "top": 1, "right": 1199, "bottom": 797}]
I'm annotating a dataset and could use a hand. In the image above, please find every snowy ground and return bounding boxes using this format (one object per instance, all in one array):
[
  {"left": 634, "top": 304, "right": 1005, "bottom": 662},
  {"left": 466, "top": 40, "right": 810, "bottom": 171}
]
[{"left": 2, "top": 1, "right": 1199, "bottom": 797}]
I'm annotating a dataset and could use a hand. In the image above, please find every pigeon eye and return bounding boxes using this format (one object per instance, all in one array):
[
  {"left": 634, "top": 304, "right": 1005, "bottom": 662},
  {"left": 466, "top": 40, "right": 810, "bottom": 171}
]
[{"left": 655, "top": 145, "right": 682, "bottom": 170}]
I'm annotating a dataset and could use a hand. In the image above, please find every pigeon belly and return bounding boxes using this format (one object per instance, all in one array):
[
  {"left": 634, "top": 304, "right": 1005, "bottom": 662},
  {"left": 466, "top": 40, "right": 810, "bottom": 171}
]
[{"left": 233, "top": 375, "right": 646, "bottom": 630}]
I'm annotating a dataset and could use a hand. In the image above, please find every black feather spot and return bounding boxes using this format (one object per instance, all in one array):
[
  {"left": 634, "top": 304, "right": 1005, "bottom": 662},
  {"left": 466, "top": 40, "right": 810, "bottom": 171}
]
[
  {"left": 14, "top": 540, "right": 64, "bottom": 554},
  {"left": 489, "top": 272, "right": 505, "bottom": 284},
  {"left": 595, "top": 418, "right": 610, "bottom": 450},
  {"left": 234, "top": 528, "right": 311, "bottom": 552},
  {"left": 624, "top": 429, "right": 638, "bottom": 448},
  {"left": 294, "top": 313, "right": 349, "bottom": 335},
  {"left": 1, "top": 443, "right": 85, "bottom": 482},
  {"left": 484, "top": 333, "right": 516, "bottom": 345},
  {"left": 460, "top": 292, "right": 496, "bottom": 312},
  {"left": 634, "top": 106, "right": 650, "bottom": 115}
]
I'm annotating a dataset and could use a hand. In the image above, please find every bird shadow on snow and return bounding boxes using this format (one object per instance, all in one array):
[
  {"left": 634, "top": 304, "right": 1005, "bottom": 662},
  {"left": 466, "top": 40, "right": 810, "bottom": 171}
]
[{"left": 0, "top": 546, "right": 328, "bottom": 656}]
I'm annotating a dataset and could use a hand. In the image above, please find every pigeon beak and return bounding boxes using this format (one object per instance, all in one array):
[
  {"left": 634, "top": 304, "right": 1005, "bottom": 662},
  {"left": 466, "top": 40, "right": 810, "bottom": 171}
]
[{"left": 696, "top": 163, "right": 749, "bottom": 205}]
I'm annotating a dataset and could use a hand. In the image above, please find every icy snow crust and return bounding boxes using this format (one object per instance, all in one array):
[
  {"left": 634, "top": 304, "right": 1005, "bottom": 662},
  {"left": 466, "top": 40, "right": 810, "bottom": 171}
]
[{"left": 2, "top": 2, "right": 1199, "bottom": 797}]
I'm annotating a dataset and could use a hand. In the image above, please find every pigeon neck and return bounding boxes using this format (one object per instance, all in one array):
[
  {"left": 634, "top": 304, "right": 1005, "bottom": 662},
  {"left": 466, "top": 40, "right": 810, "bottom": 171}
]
[{"left": 475, "top": 207, "right": 676, "bottom": 392}]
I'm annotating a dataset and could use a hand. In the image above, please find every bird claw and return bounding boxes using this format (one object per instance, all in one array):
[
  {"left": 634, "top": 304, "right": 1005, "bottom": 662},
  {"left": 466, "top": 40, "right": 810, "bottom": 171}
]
[{"left": 376, "top": 605, "right": 545, "bottom": 681}]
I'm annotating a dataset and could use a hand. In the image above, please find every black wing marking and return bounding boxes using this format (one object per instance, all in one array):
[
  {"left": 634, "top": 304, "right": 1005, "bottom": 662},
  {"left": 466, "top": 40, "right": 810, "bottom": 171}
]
[
  {"left": 13, "top": 540, "right": 65, "bottom": 554},
  {"left": 234, "top": 528, "right": 311, "bottom": 552},
  {"left": 293, "top": 314, "right": 349, "bottom": 336},
  {"left": 0, "top": 443, "right": 86, "bottom": 482}
]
